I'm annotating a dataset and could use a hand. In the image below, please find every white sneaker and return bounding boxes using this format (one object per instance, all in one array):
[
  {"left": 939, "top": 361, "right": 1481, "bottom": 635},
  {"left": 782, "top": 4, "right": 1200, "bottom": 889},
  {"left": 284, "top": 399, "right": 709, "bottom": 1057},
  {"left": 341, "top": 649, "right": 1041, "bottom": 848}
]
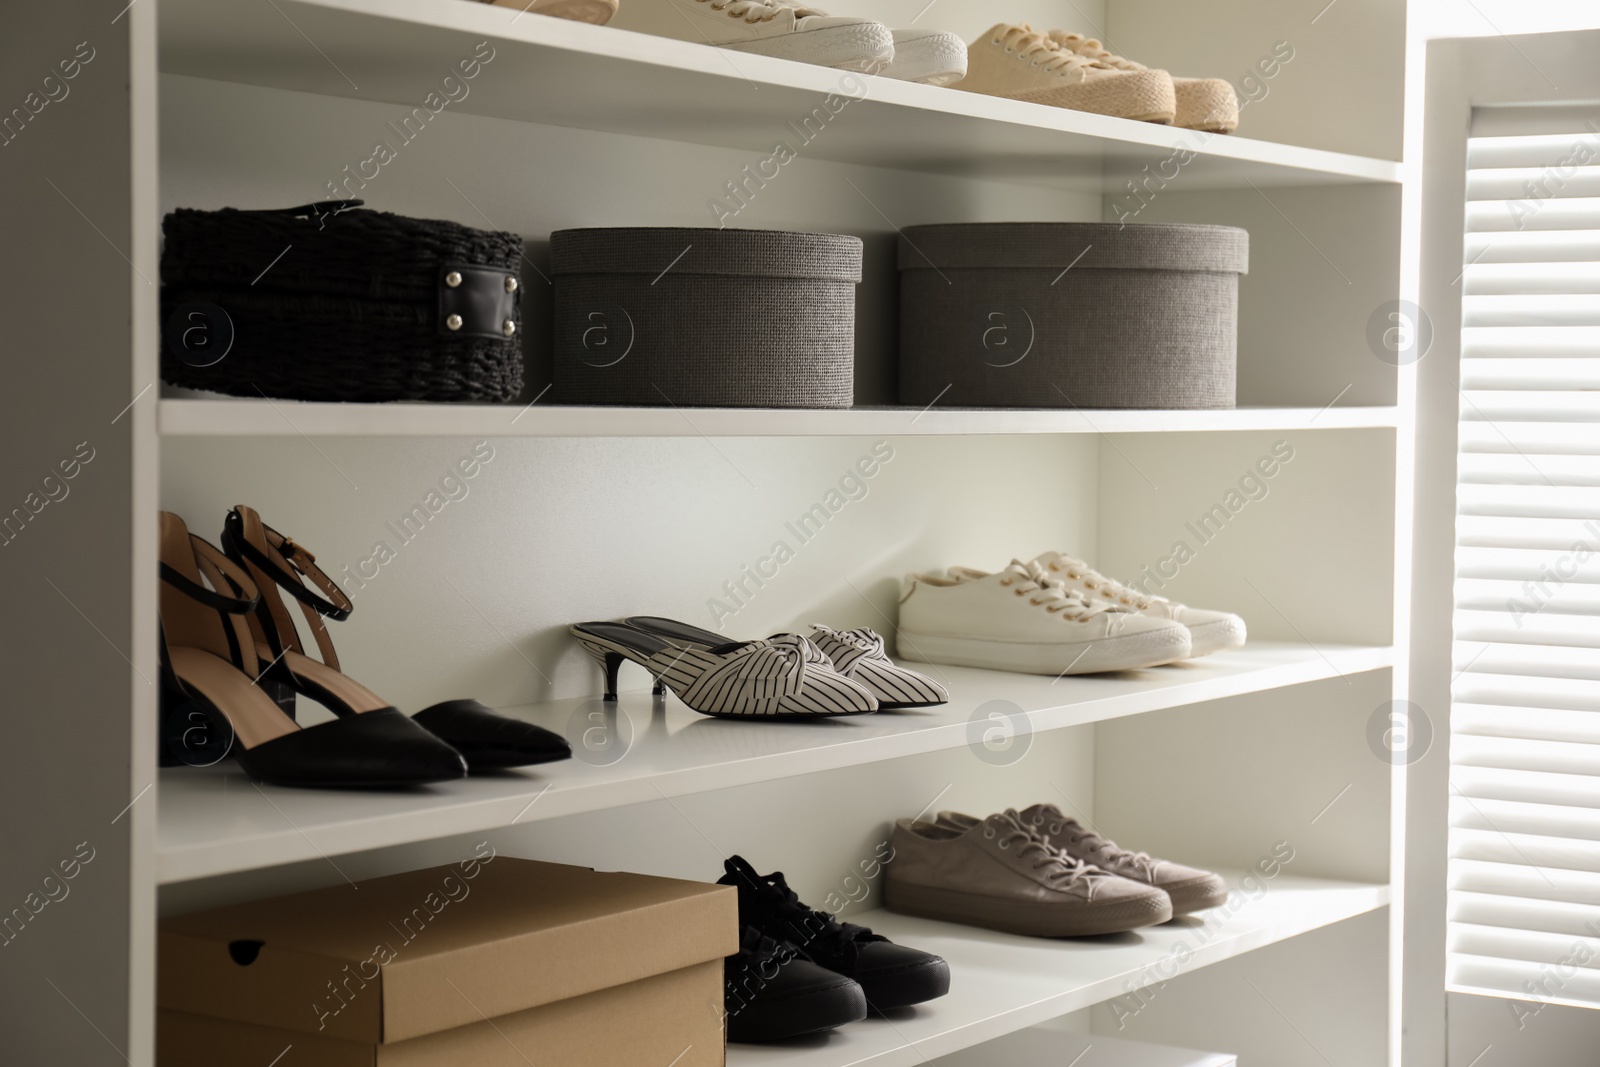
[
  {"left": 883, "top": 26, "right": 968, "bottom": 85},
  {"left": 1028, "top": 550, "right": 1247, "bottom": 658},
  {"left": 476, "top": 0, "right": 619, "bottom": 24},
  {"left": 761, "top": 0, "right": 965, "bottom": 84},
  {"left": 897, "top": 560, "right": 1191, "bottom": 676},
  {"left": 618, "top": 0, "right": 895, "bottom": 73}
]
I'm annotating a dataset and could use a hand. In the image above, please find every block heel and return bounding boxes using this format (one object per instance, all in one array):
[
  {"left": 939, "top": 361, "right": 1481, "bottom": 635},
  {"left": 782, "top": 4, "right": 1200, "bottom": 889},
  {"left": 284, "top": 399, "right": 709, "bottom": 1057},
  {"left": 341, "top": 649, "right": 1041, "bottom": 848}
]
[
  {"left": 222, "top": 505, "right": 569, "bottom": 771},
  {"left": 158, "top": 511, "right": 467, "bottom": 788}
]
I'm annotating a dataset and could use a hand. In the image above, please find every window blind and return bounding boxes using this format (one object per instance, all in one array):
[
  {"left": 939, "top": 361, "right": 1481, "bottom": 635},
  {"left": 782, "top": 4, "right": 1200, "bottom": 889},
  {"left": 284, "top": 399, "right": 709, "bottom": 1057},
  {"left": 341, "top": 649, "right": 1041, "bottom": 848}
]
[{"left": 1447, "top": 105, "right": 1600, "bottom": 1009}]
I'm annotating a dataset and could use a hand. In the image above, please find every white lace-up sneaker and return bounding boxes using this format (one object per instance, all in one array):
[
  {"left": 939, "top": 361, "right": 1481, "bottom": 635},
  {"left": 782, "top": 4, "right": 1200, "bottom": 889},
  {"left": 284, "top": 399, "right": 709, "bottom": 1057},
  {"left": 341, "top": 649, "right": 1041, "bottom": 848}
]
[
  {"left": 953, "top": 23, "right": 1176, "bottom": 123},
  {"left": 1046, "top": 31, "right": 1239, "bottom": 132},
  {"left": 897, "top": 560, "right": 1191, "bottom": 675},
  {"left": 764, "top": 0, "right": 965, "bottom": 84},
  {"left": 476, "top": 0, "right": 619, "bottom": 24},
  {"left": 617, "top": 0, "right": 895, "bottom": 72},
  {"left": 1029, "top": 550, "right": 1247, "bottom": 658},
  {"left": 883, "top": 26, "right": 968, "bottom": 85}
]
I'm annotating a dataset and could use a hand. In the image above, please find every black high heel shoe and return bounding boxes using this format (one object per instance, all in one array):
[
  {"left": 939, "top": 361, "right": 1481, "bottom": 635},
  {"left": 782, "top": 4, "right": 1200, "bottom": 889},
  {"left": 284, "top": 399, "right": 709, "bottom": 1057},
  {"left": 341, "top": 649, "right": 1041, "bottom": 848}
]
[
  {"left": 221, "top": 505, "right": 570, "bottom": 770},
  {"left": 157, "top": 512, "right": 466, "bottom": 787}
]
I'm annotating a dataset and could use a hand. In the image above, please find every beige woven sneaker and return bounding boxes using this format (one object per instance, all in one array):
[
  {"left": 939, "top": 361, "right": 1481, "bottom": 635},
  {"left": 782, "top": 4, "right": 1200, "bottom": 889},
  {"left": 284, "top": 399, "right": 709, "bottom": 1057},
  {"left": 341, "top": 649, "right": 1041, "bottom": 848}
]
[
  {"left": 613, "top": 0, "right": 895, "bottom": 73},
  {"left": 477, "top": 0, "right": 619, "bottom": 24},
  {"left": 953, "top": 23, "right": 1176, "bottom": 124},
  {"left": 1028, "top": 550, "right": 1247, "bottom": 658},
  {"left": 884, "top": 811, "right": 1172, "bottom": 937},
  {"left": 1047, "top": 31, "right": 1239, "bottom": 133},
  {"left": 1016, "top": 803, "right": 1230, "bottom": 916}
]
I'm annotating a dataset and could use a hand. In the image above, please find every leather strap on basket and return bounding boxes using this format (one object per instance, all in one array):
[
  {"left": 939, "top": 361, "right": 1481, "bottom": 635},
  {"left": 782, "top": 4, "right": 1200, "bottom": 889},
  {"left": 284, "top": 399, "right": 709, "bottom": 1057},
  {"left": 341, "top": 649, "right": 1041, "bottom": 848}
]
[{"left": 223, "top": 506, "right": 353, "bottom": 672}]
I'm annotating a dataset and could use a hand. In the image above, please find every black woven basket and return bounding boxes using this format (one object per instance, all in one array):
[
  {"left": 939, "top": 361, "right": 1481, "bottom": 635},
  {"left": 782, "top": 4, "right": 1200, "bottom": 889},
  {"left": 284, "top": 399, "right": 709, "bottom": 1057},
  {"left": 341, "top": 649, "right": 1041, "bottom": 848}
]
[{"left": 160, "top": 202, "right": 524, "bottom": 403}]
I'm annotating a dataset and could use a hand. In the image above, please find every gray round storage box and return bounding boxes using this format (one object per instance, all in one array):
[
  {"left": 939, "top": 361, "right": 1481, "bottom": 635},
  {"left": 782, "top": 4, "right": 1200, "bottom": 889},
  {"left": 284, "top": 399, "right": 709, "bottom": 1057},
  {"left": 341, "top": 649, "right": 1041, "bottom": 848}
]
[
  {"left": 551, "top": 227, "right": 863, "bottom": 408},
  {"left": 898, "top": 222, "right": 1248, "bottom": 409}
]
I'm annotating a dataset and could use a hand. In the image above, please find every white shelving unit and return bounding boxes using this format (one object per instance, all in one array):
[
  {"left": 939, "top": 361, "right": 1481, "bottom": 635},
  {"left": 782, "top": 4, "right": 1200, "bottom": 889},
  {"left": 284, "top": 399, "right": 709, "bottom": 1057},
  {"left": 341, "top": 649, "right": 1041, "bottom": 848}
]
[
  {"left": 934, "top": 1030, "right": 1235, "bottom": 1062},
  {"left": 931, "top": 1028, "right": 1238, "bottom": 1067},
  {"left": 156, "top": 0, "right": 1400, "bottom": 192},
  {"left": 159, "top": 398, "right": 1402, "bottom": 437},
  {"left": 727, "top": 874, "right": 1388, "bottom": 1066},
  {"left": 157, "top": 642, "right": 1393, "bottom": 882},
  {"left": 1, "top": 0, "right": 1416, "bottom": 1064}
]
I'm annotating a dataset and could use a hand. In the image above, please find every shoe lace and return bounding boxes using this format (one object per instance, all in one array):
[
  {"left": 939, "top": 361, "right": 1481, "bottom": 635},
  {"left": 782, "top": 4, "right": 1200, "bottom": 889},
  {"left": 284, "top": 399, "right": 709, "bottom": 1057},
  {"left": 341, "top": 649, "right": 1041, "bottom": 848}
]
[
  {"left": 1050, "top": 32, "right": 1144, "bottom": 71},
  {"left": 992, "top": 24, "right": 1102, "bottom": 75},
  {"left": 735, "top": 925, "right": 797, "bottom": 963},
  {"left": 999, "top": 560, "right": 1119, "bottom": 622},
  {"left": 699, "top": 0, "right": 790, "bottom": 22},
  {"left": 984, "top": 815, "right": 1099, "bottom": 890},
  {"left": 1032, "top": 806, "right": 1160, "bottom": 878},
  {"left": 724, "top": 858, "right": 883, "bottom": 959},
  {"left": 766, "top": 0, "right": 837, "bottom": 14},
  {"left": 1044, "top": 554, "right": 1163, "bottom": 611}
]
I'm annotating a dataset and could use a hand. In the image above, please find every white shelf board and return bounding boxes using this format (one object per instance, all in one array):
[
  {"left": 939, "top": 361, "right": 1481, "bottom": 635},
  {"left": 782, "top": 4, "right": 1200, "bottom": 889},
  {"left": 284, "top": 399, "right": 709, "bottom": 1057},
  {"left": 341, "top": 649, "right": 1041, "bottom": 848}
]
[
  {"left": 157, "top": 398, "right": 1401, "bottom": 438},
  {"left": 158, "top": 0, "right": 1400, "bottom": 193},
  {"left": 931, "top": 1029, "right": 1236, "bottom": 1067},
  {"left": 156, "top": 642, "right": 1392, "bottom": 883},
  {"left": 729, "top": 875, "right": 1388, "bottom": 1067}
]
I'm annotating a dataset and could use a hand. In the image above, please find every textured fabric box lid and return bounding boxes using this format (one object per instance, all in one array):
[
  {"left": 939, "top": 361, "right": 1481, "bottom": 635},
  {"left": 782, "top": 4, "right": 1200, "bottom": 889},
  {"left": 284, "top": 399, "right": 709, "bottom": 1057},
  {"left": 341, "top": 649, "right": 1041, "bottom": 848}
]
[
  {"left": 897, "top": 221, "right": 1248, "bottom": 274},
  {"left": 552, "top": 226, "right": 863, "bottom": 281},
  {"left": 158, "top": 856, "right": 738, "bottom": 1045}
]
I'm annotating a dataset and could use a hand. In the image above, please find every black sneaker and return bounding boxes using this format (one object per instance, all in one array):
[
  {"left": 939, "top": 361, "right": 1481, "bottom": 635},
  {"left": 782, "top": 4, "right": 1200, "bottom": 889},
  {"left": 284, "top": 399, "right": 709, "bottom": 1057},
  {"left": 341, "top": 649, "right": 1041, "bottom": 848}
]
[
  {"left": 724, "top": 925, "right": 868, "bottom": 1043},
  {"left": 720, "top": 855, "right": 951, "bottom": 1011}
]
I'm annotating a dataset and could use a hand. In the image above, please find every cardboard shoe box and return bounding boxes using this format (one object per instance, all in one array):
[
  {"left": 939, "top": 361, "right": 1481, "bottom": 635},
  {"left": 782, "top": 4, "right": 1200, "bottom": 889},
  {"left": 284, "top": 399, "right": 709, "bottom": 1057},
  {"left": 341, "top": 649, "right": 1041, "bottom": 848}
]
[{"left": 157, "top": 854, "right": 738, "bottom": 1066}]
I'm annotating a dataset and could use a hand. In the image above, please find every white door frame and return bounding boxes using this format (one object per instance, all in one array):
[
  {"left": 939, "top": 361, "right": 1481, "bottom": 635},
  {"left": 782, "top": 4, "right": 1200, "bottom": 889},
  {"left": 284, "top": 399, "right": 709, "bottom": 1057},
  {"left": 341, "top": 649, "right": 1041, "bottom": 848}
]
[{"left": 1405, "top": 26, "right": 1600, "bottom": 1067}]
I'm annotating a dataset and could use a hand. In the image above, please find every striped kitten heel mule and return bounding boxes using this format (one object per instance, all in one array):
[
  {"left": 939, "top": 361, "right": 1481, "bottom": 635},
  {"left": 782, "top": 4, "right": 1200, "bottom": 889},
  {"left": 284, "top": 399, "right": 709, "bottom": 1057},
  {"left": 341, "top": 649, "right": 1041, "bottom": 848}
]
[
  {"left": 621, "top": 617, "right": 949, "bottom": 710},
  {"left": 569, "top": 621, "right": 878, "bottom": 718}
]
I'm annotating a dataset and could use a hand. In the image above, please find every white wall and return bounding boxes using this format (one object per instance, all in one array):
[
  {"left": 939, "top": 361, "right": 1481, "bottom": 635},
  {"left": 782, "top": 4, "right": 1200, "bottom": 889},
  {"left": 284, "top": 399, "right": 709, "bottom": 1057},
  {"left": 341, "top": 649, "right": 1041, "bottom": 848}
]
[
  {"left": 1446, "top": 991, "right": 1600, "bottom": 1067},
  {"left": 1415, "top": 1, "right": 1600, "bottom": 38}
]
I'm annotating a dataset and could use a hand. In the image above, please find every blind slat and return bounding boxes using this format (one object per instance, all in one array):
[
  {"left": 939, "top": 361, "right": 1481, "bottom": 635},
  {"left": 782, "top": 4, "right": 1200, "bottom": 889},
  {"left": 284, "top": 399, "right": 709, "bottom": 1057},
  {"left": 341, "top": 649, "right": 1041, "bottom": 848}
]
[
  {"left": 1451, "top": 797, "right": 1600, "bottom": 842},
  {"left": 1451, "top": 119, "right": 1600, "bottom": 1010}
]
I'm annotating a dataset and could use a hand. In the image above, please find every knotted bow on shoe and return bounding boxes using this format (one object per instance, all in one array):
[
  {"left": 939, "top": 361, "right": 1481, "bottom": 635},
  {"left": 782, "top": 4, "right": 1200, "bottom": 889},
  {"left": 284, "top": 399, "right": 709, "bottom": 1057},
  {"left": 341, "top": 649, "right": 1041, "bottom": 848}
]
[
  {"left": 806, "top": 624, "right": 888, "bottom": 674},
  {"left": 678, "top": 639, "right": 807, "bottom": 709},
  {"left": 766, "top": 632, "right": 839, "bottom": 668}
]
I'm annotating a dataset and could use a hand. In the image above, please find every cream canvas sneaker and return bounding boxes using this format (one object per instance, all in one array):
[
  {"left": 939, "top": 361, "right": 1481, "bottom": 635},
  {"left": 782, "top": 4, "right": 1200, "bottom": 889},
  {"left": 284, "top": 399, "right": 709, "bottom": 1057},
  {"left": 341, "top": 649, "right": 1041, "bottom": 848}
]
[
  {"left": 882, "top": 26, "right": 967, "bottom": 85},
  {"left": 1047, "top": 31, "right": 1239, "bottom": 133},
  {"left": 1016, "top": 803, "right": 1231, "bottom": 916},
  {"left": 897, "top": 560, "right": 1191, "bottom": 675},
  {"left": 616, "top": 0, "right": 895, "bottom": 73},
  {"left": 766, "top": 0, "right": 965, "bottom": 84},
  {"left": 952, "top": 23, "right": 1176, "bottom": 123},
  {"left": 1027, "top": 550, "right": 1247, "bottom": 658},
  {"left": 476, "top": 0, "right": 619, "bottom": 23},
  {"left": 884, "top": 811, "right": 1172, "bottom": 936}
]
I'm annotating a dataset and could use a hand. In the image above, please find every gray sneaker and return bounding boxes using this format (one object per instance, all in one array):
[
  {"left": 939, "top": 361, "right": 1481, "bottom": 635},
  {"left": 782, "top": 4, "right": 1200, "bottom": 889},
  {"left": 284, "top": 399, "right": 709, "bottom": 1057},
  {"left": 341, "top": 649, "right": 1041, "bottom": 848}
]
[
  {"left": 1016, "top": 804, "right": 1230, "bottom": 916},
  {"left": 884, "top": 811, "right": 1172, "bottom": 937}
]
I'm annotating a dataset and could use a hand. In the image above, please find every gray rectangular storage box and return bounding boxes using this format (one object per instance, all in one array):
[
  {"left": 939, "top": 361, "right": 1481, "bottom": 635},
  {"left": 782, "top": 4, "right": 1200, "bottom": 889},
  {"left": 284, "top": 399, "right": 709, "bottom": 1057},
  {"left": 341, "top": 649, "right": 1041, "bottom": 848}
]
[
  {"left": 551, "top": 227, "right": 863, "bottom": 408},
  {"left": 898, "top": 222, "right": 1248, "bottom": 409}
]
